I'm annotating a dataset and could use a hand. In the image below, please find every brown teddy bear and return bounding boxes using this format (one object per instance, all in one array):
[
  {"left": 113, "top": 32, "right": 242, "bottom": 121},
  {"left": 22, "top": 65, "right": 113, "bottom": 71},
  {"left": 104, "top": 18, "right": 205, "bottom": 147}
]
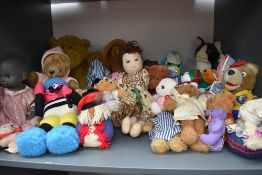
[
  {"left": 27, "top": 46, "right": 79, "bottom": 89},
  {"left": 144, "top": 65, "right": 169, "bottom": 94},
  {"left": 222, "top": 60, "right": 259, "bottom": 120},
  {"left": 50, "top": 35, "right": 102, "bottom": 89},
  {"left": 160, "top": 83, "right": 209, "bottom": 153}
]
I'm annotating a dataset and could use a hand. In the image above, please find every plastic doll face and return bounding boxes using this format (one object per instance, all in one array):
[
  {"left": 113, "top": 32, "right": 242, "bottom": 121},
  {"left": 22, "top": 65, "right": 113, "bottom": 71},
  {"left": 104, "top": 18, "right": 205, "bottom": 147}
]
[
  {"left": 122, "top": 52, "right": 143, "bottom": 74},
  {"left": 0, "top": 61, "right": 26, "bottom": 90}
]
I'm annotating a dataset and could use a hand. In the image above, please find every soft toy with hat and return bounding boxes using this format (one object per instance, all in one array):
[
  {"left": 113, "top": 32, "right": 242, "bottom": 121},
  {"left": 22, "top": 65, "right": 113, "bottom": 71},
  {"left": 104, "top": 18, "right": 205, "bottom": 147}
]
[
  {"left": 16, "top": 77, "right": 81, "bottom": 157},
  {"left": 77, "top": 89, "right": 118, "bottom": 149},
  {"left": 27, "top": 46, "right": 79, "bottom": 90},
  {"left": 50, "top": 35, "right": 102, "bottom": 89},
  {"left": 160, "top": 50, "right": 183, "bottom": 76},
  {"left": 222, "top": 60, "right": 259, "bottom": 120},
  {"left": 114, "top": 41, "right": 154, "bottom": 138},
  {"left": 227, "top": 98, "right": 262, "bottom": 158}
]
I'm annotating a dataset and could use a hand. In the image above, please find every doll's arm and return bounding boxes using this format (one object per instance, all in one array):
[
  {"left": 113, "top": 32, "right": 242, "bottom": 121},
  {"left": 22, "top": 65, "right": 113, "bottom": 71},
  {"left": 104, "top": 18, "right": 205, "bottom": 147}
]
[
  {"left": 210, "top": 119, "right": 224, "bottom": 133},
  {"left": 61, "top": 85, "right": 82, "bottom": 106},
  {"left": 142, "top": 69, "right": 150, "bottom": 89},
  {"left": 34, "top": 83, "right": 45, "bottom": 118}
]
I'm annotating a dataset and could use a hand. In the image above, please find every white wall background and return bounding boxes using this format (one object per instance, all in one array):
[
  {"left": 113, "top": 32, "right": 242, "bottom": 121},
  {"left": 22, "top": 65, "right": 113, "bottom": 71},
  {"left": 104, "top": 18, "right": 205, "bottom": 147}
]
[{"left": 51, "top": 0, "right": 214, "bottom": 69}]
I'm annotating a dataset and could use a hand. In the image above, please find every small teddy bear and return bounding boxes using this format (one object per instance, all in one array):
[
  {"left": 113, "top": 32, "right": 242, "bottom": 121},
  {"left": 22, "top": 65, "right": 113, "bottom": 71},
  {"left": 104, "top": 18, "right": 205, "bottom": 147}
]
[
  {"left": 200, "top": 108, "right": 227, "bottom": 152},
  {"left": 151, "top": 78, "right": 178, "bottom": 114},
  {"left": 27, "top": 46, "right": 79, "bottom": 90}
]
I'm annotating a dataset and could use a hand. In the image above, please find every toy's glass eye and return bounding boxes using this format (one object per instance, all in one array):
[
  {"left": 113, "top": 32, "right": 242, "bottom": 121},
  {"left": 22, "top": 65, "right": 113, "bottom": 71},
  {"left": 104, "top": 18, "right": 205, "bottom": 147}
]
[
  {"left": 242, "top": 72, "right": 247, "bottom": 77},
  {"left": 126, "top": 60, "right": 130, "bottom": 63},
  {"left": 161, "top": 85, "right": 165, "bottom": 89}
]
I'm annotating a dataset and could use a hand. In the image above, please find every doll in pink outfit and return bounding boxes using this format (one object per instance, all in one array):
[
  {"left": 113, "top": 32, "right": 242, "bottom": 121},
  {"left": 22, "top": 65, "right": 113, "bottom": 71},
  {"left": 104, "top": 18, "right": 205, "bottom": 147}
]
[{"left": 0, "top": 53, "right": 36, "bottom": 130}]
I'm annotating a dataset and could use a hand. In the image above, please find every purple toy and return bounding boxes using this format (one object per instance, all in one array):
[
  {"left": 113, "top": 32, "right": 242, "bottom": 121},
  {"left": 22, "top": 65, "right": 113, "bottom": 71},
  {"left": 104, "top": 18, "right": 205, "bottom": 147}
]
[{"left": 200, "top": 108, "right": 227, "bottom": 152}]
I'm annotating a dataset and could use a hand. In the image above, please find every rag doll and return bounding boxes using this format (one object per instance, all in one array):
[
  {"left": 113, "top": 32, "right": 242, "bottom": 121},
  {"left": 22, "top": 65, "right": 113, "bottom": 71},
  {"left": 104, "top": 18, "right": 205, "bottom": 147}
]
[
  {"left": 113, "top": 41, "right": 154, "bottom": 138},
  {"left": 200, "top": 108, "right": 227, "bottom": 152},
  {"left": 0, "top": 53, "right": 36, "bottom": 130},
  {"left": 16, "top": 78, "right": 81, "bottom": 157},
  {"left": 151, "top": 78, "right": 178, "bottom": 114},
  {"left": 77, "top": 90, "right": 119, "bottom": 149}
]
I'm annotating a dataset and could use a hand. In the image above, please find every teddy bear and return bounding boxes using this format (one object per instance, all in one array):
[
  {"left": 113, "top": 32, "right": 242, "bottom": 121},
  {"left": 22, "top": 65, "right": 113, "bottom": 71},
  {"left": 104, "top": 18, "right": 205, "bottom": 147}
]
[
  {"left": 144, "top": 65, "right": 169, "bottom": 93},
  {"left": 77, "top": 90, "right": 119, "bottom": 149},
  {"left": 222, "top": 60, "right": 259, "bottom": 120},
  {"left": 111, "top": 41, "right": 154, "bottom": 138},
  {"left": 200, "top": 108, "right": 227, "bottom": 152},
  {"left": 16, "top": 78, "right": 82, "bottom": 157},
  {"left": 163, "top": 83, "right": 210, "bottom": 153},
  {"left": 227, "top": 98, "right": 262, "bottom": 158},
  {"left": 50, "top": 35, "right": 102, "bottom": 89},
  {"left": 151, "top": 78, "right": 178, "bottom": 114},
  {"left": 27, "top": 46, "right": 79, "bottom": 90},
  {"left": 0, "top": 122, "right": 22, "bottom": 153},
  {"left": 206, "top": 91, "right": 235, "bottom": 125},
  {"left": 195, "top": 36, "right": 222, "bottom": 71}
]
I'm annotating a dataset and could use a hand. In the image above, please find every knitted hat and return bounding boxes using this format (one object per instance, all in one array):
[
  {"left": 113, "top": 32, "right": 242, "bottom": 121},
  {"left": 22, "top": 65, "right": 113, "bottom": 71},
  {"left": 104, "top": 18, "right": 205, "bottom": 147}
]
[
  {"left": 189, "top": 69, "right": 201, "bottom": 83},
  {"left": 216, "top": 55, "right": 235, "bottom": 81},
  {"left": 78, "top": 91, "right": 101, "bottom": 112},
  {"left": 44, "top": 77, "right": 67, "bottom": 90},
  {"left": 41, "top": 46, "right": 70, "bottom": 78}
]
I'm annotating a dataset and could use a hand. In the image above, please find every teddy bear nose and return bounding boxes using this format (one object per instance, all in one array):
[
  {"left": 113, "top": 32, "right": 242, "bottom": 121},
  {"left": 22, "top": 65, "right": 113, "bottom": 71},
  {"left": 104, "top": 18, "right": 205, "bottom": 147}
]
[
  {"left": 228, "top": 70, "right": 235, "bottom": 75},
  {"left": 49, "top": 70, "right": 55, "bottom": 74}
]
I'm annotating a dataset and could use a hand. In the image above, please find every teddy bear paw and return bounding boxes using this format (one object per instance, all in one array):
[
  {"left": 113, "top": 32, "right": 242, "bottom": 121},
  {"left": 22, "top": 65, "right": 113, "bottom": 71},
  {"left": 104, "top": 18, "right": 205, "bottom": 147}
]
[
  {"left": 151, "top": 139, "right": 169, "bottom": 154},
  {"left": 190, "top": 140, "right": 210, "bottom": 153},
  {"left": 46, "top": 125, "right": 79, "bottom": 155},
  {"left": 168, "top": 135, "right": 188, "bottom": 152},
  {"left": 16, "top": 127, "right": 47, "bottom": 157}
]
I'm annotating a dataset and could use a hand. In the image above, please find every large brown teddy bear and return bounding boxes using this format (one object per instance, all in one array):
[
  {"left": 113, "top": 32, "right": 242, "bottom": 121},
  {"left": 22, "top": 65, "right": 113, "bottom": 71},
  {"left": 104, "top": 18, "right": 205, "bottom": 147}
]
[
  {"left": 50, "top": 35, "right": 102, "bottom": 89},
  {"left": 27, "top": 46, "right": 79, "bottom": 89},
  {"left": 144, "top": 65, "right": 169, "bottom": 94},
  {"left": 152, "top": 84, "right": 209, "bottom": 154},
  {"left": 222, "top": 60, "right": 259, "bottom": 120}
]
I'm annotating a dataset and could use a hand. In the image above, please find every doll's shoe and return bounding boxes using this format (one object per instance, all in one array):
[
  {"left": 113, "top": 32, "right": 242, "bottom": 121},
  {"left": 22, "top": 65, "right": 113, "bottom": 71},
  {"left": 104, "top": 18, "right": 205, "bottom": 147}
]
[
  {"left": 16, "top": 127, "right": 47, "bottom": 157},
  {"left": 46, "top": 125, "right": 79, "bottom": 155}
]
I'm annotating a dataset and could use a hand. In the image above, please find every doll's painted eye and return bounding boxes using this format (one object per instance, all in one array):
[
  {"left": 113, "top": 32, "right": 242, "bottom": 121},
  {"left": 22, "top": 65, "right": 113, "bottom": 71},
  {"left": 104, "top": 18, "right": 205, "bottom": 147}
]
[
  {"left": 126, "top": 60, "right": 130, "bottom": 63},
  {"left": 242, "top": 72, "right": 247, "bottom": 77},
  {"left": 161, "top": 85, "right": 165, "bottom": 89},
  {"left": 59, "top": 70, "right": 62, "bottom": 72},
  {"left": 135, "top": 58, "right": 139, "bottom": 61}
]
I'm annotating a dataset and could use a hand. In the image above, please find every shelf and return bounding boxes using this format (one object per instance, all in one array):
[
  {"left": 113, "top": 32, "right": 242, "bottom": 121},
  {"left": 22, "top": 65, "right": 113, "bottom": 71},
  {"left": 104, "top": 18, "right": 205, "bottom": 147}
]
[{"left": 0, "top": 129, "right": 262, "bottom": 175}]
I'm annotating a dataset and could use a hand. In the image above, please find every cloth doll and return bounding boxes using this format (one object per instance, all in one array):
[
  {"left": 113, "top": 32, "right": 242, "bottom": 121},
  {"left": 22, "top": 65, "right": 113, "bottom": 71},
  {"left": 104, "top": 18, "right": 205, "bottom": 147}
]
[
  {"left": 112, "top": 41, "right": 154, "bottom": 138},
  {"left": 200, "top": 108, "right": 227, "bottom": 152},
  {"left": 0, "top": 54, "right": 36, "bottom": 129},
  {"left": 16, "top": 78, "right": 81, "bottom": 157},
  {"left": 77, "top": 90, "right": 118, "bottom": 149}
]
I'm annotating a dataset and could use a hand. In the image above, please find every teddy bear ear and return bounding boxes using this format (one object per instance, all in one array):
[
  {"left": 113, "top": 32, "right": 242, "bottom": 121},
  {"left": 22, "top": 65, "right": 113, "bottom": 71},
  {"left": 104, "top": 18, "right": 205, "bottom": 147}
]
[
  {"left": 247, "top": 63, "right": 259, "bottom": 76},
  {"left": 81, "top": 39, "right": 91, "bottom": 48},
  {"left": 196, "top": 36, "right": 205, "bottom": 47},
  {"left": 49, "top": 37, "right": 58, "bottom": 47},
  {"left": 214, "top": 41, "right": 222, "bottom": 52}
]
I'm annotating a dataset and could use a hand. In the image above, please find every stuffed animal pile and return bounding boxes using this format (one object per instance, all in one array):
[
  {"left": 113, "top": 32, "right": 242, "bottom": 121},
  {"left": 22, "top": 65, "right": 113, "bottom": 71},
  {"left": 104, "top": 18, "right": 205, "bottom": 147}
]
[{"left": 1, "top": 37, "right": 261, "bottom": 160}]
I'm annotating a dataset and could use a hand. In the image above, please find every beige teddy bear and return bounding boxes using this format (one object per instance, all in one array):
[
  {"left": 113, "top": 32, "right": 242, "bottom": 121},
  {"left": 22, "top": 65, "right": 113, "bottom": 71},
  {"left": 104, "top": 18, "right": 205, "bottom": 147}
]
[{"left": 27, "top": 47, "right": 79, "bottom": 90}]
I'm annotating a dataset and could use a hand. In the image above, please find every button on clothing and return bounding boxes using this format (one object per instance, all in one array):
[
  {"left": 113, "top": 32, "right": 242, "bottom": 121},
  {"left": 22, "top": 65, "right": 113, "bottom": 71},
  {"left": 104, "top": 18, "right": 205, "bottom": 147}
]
[{"left": 149, "top": 112, "right": 181, "bottom": 141}]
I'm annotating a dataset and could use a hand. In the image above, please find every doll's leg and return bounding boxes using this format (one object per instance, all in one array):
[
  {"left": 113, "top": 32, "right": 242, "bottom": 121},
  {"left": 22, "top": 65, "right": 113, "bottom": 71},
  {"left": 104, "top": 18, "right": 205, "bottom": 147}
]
[
  {"left": 46, "top": 112, "right": 79, "bottom": 155},
  {"left": 130, "top": 121, "right": 142, "bottom": 138},
  {"left": 122, "top": 116, "right": 132, "bottom": 134}
]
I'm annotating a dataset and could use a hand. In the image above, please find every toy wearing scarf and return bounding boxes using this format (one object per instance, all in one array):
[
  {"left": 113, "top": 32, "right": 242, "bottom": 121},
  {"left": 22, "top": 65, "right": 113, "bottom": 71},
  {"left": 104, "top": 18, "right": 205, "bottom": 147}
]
[
  {"left": 77, "top": 90, "right": 118, "bottom": 149},
  {"left": 16, "top": 78, "right": 81, "bottom": 157}
]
